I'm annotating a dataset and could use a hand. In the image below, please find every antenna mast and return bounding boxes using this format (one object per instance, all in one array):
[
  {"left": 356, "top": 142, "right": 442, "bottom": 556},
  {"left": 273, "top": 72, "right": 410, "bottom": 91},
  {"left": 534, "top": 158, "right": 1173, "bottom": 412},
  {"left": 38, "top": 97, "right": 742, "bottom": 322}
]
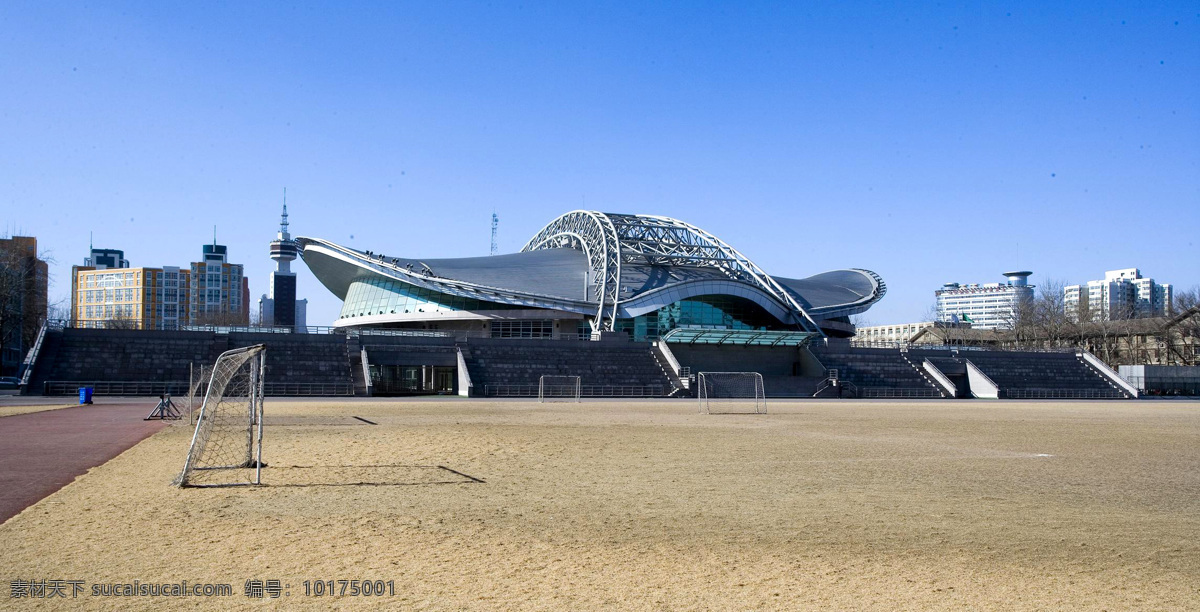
[{"left": 490, "top": 212, "right": 499, "bottom": 256}]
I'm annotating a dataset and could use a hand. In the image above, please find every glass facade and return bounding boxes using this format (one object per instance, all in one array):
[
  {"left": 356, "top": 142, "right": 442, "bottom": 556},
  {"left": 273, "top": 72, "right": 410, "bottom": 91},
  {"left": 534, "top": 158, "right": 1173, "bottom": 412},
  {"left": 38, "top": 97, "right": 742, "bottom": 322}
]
[
  {"left": 616, "top": 295, "right": 784, "bottom": 341},
  {"left": 339, "top": 277, "right": 785, "bottom": 342},
  {"left": 340, "top": 276, "right": 525, "bottom": 319},
  {"left": 491, "top": 320, "right": 554, "bottom": 338}
]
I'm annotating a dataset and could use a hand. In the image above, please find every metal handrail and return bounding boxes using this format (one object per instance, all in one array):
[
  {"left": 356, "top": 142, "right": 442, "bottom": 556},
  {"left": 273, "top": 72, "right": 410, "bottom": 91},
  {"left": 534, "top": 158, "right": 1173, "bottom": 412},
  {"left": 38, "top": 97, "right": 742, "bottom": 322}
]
[
  {"left": 483, "top": 384, "right": 666, "bottom": 398},
  {"left": 848, "top": 340, "right": 1078, "bottom": 354},
  {"left": 1003, "top": 389, "right": 1129, "bottom": 399},
  {"left": 1076, "top": 350, "right": 1138, "bottom": 398},
  {"left": 18, "top": 319, "right": 49, "bottom": 387},
  {"left": 45, "top": 380, "right": 354, "bottom": 397},
  {"left": 45, "top": 319, "right": 595, "bottom": 342},
  {"left": 858, "top": 387, "right": 944, "bottom": 398}
]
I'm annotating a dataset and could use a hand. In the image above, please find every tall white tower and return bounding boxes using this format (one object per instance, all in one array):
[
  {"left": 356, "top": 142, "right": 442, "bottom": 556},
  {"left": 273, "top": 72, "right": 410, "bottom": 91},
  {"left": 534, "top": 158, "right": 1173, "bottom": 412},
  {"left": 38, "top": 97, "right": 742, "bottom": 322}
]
[
  {"left": 259, "top": 195, "right": 307, "bottom": 329},
  {"left": 270, "top": 203, "right": 298, "bottom": 273}
]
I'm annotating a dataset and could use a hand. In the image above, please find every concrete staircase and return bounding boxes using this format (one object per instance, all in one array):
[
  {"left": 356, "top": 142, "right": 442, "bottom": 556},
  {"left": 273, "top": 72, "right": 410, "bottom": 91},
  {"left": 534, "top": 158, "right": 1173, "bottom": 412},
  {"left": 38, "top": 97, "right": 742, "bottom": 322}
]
[
  {"left": 946, "top": 350, "right": 1127, "bottom": 399},
  {"left": 461, "top": 337, "right": 671, "bottom": 397},
  {"left": 24, "top": 328, "right": 63, "bottom": 395},
  {"left": 810, "top": 346, "right": 943, "bottom": 397}
]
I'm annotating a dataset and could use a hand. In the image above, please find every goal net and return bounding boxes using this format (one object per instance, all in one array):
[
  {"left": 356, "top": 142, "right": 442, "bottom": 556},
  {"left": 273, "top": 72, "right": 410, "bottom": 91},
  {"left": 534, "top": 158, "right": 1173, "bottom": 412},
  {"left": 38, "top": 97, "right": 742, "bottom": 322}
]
[
  {"left": 539, "top": 375, "right": 581, "bottom": 403},
  {"left": 698, "top": 372, "right": 766, "bottom": 414},
  {"left": 184, "top": 363, "right": 213, "bottom": 424},
  {"left": 175, "top": 345, "right": 266, "bottom": 487}
]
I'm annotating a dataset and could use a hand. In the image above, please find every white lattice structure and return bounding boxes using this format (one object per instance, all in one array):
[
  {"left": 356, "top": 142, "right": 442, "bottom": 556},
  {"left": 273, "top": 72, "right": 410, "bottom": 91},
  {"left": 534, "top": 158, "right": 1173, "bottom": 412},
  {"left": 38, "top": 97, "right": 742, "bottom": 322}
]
[
  {"left": 698, "top": 372, "right": 766, "bottom": 414},
  {"left": 176, "top": 345, "right": 266, "bottom": 487},
  {"left": 523, "top": 212, "right": 832, "bottom": 335},
  {"left": 539, "top": 375, "right": 581, "bottom": 403}
]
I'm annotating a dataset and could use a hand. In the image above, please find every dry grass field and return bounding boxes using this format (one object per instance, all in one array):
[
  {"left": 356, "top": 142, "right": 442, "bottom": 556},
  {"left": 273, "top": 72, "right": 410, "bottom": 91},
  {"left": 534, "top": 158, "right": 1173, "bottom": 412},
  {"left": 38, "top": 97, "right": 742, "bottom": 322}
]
[
  {"left": 0, "top": 400, "right": 79, "bottom": 418},
  {"left": 2, "top": 398, "right": 1198, "bottom": 610}
]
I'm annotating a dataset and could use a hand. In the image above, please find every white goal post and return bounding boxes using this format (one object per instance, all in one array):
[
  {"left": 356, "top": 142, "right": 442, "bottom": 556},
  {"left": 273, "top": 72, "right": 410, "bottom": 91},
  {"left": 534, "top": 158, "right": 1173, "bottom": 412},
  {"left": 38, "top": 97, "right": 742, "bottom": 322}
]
[
  {"left": 698, "top": 372, "right": 766, "bottom": 414},
  {"left": 539, "top": 375, "right": 581, "bottom": 403},
  {"left": 175, "top": 345, "right": 267, "bottom": 487}
]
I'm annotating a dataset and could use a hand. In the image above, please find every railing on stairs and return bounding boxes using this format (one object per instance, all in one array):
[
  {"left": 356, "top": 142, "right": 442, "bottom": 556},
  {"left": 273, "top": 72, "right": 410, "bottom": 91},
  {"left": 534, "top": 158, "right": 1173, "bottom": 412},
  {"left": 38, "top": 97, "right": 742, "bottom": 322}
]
[
  {"left": 1076, "top": 350, "right": 1138, "bottom": 398},
  {"left": 18, "top": 319, "right": 49, "bottom": 389},
  {"left": 963, "top": 360, "right": 1000, "bottom": 399},
  {"left": 361, "top": 347, "right": 374, "bottom": 396},
  {"left": 898, "top": 350, "right": 948, "bottom": 398},
  {"left": 921, "top": 359, "right": 957, "bottom": 398},
  {"left": 651, "top": 341, "right": 687, "bottom": 394},
  {"left": 456, "top": 347, "right": 473, "bottom": 397}
]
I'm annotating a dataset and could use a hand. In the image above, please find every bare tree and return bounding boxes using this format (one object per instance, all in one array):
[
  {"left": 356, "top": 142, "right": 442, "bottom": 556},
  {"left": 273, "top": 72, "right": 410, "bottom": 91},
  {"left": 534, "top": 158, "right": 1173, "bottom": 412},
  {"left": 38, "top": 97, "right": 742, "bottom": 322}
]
[
  {"left": 1168, "top": 286, "right": 1200, "bottom": 365},
  {"left": 1174, "top": 285, "right": 1200, "bottom": 313},
  {"left": 102, "top": 318, "right": 143, "bottom": 330},
  {"left": 0, "top": 237, "right": 50, "bottom": 375},
  {"left": 191, "top": 310, "right": 250, "bottom": 327}
]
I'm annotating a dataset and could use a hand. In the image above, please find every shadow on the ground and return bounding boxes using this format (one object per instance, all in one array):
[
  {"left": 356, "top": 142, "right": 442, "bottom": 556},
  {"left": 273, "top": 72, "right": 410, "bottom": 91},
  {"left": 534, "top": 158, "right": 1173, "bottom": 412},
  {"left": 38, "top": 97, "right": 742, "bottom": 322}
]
[{"left": 262, "top": 464, "right": 485, "bottom": 487}]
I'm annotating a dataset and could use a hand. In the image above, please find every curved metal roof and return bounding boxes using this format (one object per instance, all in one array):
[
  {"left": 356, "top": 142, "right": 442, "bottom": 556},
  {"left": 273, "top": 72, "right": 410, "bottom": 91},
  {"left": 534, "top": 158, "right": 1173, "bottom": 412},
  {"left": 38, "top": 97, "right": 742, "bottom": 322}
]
[{"left": 297, "top": 210, "right": 885, "bottom": 332}]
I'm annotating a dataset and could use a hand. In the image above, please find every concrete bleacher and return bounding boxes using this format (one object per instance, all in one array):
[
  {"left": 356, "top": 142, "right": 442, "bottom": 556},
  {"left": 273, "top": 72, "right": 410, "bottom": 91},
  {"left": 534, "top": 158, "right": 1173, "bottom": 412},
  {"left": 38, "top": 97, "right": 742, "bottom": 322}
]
[
  {"left": 228, "top": 332, "right": 354, "bottom": 394},
  {"left": 31, "top": 328, "right": 216, "bottom": 395},
  {"left": 810, "top": 346, "right": 943, "bottom": 397},
  {"left": 761, "top": 375, "right": 826, "bottom": 398},
  {"left": 30, "top": 328, "right": 354, "bottom": 396},
  {"left": 21, "top": 327, "right": 1133, "bottom": 400},
  {"left": 940, "top": 349, "right": 1128, "bottom": 399},
  {"left": 461, "top": 337, "right": 671, "bottom": 397}
]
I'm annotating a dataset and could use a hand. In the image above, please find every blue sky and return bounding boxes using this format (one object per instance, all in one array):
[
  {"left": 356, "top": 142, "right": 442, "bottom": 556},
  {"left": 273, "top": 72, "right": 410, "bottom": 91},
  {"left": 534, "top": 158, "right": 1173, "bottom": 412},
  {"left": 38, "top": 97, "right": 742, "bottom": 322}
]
[{"left": 2, "top": 2, "right": 1197, "bottom": 326}]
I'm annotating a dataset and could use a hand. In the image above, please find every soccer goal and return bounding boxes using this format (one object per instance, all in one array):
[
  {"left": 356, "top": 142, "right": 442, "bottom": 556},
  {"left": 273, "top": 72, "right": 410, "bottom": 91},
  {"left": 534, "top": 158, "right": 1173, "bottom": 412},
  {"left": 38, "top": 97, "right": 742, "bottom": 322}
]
[
  {"left": 184, "top": 362, "right": 213, "bottom": 423},
  {"left": 175, "top": 345, "right": 267, "bottom": 487},
  {"left": 698, "top": 372, "right": 766, "bottom": 414},
  {"left": 539, "top": 375, "right": 581, "bottom": 403}
]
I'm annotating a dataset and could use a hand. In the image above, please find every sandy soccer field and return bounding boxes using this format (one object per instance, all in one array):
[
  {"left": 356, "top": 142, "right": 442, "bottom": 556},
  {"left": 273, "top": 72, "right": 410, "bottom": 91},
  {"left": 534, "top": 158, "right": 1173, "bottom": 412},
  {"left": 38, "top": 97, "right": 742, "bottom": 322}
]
[{"left": 2, "top": 398, "right": 1198, "bottom": 610}]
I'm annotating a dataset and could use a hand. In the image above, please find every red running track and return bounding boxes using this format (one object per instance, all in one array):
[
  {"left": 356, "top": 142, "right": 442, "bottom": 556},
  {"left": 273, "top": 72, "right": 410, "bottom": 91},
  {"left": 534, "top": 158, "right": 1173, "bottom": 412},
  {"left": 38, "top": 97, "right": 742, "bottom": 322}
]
[{"left": 0, "top": 402, "right": 171, "bottom": 524}]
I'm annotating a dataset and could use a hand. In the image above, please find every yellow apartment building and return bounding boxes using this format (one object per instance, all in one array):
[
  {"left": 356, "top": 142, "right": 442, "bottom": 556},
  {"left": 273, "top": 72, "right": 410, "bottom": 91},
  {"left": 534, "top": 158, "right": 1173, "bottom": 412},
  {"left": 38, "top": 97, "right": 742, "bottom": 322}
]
[{"left": 72, "top": 266, "right": 191, "bottom": 329}]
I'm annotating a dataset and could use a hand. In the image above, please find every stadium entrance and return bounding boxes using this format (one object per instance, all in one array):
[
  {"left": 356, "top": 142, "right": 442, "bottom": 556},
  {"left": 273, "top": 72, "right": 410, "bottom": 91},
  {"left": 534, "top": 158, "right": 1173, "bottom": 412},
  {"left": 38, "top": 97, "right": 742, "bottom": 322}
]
[{"left": 369, "top": 364, "right": 457, "bottom": 395}]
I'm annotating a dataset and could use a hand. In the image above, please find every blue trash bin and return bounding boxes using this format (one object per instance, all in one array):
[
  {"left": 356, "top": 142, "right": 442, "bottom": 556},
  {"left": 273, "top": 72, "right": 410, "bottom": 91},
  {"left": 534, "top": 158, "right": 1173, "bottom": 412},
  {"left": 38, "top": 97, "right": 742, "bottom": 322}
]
[{"left": 79, "top": 387, "right": 94, "bottom": 404}]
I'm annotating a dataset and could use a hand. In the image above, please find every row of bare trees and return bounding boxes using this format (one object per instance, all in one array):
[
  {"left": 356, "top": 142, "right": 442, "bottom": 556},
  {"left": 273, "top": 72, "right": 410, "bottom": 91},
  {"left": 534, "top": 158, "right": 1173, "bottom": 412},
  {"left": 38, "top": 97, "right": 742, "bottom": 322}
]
[
  {"left": 915, "top": 279, "right": 1199, "bottom": 366},
  {"left": 1004, "top": 280, "right": 1200, "bottom": 365}
]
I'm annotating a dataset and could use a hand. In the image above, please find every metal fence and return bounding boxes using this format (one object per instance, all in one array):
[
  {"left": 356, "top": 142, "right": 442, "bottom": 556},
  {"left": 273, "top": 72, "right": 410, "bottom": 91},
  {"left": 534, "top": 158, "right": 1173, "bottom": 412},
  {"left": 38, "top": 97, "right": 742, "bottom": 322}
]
[
  {"left": 1003, "top": 389, "right": 1129, "bottom": 399},
  {"left": 847, "top": 340, "right": 1078, "bottom": 354},
  {"left": 261, "top": 382, "right": 354, "bottom": 396},
  {"left": 45, "top": 319, "right": 591, "bottom": 341},
  {"left": 46, "top": 381, "right": 192, "bottom": 396},
  {"left": 46, "top": 380, "right": 354, "bottom": 397},
  {"left": 857, "top": 387, "right": 945, "bottom": 399},
  {"left": 483, "top": 384, "right": 666, "bottom": 398}
]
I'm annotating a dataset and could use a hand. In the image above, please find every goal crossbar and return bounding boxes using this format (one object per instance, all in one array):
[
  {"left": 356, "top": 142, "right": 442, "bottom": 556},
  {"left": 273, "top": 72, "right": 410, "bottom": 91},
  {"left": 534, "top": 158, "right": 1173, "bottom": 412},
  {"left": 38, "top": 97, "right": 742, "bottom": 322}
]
[
  {"left": 539, "top": 375, "right": 581, "bottom": 403},
  {"left": 698, "top": 371, "right": 766, "bottom": 414}
]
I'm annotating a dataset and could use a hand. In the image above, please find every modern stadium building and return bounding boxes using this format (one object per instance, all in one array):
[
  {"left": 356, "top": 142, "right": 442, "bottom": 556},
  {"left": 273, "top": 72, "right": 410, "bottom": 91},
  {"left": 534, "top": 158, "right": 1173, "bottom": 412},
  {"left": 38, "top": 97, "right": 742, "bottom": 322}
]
[
  {"left": 297, "top": 211, "right": 886, "bottom": 343},
  {"left": 15, "top": 211, "right": 1134, "bottom": 401}
]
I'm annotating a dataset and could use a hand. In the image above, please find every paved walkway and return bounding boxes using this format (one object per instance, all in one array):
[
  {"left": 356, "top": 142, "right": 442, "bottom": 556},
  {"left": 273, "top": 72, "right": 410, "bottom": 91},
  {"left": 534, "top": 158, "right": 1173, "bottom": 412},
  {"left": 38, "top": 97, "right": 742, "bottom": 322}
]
[{"left": 0, "top": 401, "right": 171, "bottom": 523}]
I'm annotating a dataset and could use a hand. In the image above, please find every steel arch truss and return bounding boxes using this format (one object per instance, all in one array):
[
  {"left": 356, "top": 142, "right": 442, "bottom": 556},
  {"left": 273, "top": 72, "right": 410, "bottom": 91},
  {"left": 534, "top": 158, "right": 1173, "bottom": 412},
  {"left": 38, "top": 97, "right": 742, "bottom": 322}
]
[
  {"left": 523, "top": 211, "right": 824, "bottom": 335},
  {"left": 521, "top": 211, "right": 622, "bottom": 333}
]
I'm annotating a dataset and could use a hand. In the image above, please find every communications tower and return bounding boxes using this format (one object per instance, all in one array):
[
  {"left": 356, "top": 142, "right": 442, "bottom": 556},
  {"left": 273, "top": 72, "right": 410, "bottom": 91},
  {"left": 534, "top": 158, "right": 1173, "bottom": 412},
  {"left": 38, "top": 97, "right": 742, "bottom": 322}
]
[{"left": 259, "top": 194, "right": 307, "bottom": 329}]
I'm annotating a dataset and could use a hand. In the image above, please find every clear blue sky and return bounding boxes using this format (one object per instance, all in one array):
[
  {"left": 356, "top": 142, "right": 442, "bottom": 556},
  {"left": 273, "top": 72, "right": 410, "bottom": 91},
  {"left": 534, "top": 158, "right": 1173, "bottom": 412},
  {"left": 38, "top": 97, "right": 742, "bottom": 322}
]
[{"left": 3, "top": 2, "right": 1197, "bottom": 326}]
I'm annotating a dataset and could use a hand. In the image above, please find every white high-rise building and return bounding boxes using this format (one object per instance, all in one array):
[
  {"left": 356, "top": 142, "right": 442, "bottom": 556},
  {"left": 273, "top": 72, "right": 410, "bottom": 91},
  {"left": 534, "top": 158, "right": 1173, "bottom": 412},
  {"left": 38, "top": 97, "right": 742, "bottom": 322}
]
[
  {"left": 935, "top": 271, "right": 1034, "bottom": 330},
  {"left": 1065, "top": 268, "right": 1172, "bottom": 321}
]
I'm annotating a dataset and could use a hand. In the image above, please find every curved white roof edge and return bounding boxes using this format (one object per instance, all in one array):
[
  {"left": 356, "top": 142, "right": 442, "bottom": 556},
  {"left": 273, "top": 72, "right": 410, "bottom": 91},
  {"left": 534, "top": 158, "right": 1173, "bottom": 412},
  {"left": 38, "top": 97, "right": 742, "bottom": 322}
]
[{"left": 298, "top": 237, "right": 594, "bottom": 312}]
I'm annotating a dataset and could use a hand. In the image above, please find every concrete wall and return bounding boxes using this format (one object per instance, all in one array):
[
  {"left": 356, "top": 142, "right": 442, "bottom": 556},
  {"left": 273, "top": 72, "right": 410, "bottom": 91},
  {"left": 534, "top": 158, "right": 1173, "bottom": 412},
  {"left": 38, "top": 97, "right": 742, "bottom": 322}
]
[
  {"left": 669, "top": 345, "right": 800, "bottom": 376},
  {"left": 1119, "top": 365, "right": 1200, "bottom": 395}
]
